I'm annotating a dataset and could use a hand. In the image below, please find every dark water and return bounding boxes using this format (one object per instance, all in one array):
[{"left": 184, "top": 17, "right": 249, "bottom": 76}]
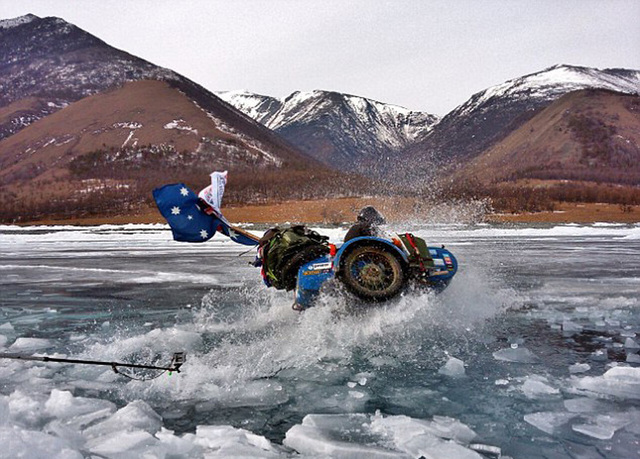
[{"left": 1, "top": 223, "right": 639, "bottom": 458}]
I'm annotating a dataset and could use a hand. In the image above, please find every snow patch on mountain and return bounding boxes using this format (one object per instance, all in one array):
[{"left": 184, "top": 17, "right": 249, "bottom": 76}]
[
  {"left": 217, "top": 90, "right": 281, "bottom": 124},
  {"left": 0, "top": 14, "right": 38, "bottom": 30},
  {"left": 457, "top": 64, "right": 640, "bottom": 118},
  {"left": 163, "top": 119, "right": 198, "bottom": 135}
]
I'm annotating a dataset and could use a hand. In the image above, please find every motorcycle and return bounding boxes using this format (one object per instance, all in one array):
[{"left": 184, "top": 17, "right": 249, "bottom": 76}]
[{"left": 292, "top": 234, "right": 458, "bottom": 309}]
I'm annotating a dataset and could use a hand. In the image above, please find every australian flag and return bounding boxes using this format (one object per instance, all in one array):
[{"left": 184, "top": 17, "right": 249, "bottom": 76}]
[{"left": 153, "top": 183, "right": 258, "bottom": 246}]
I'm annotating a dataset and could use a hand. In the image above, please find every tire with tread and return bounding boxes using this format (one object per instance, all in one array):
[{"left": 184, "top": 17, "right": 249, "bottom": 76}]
[{"left": 338, "top": 244, "right": 406, "bottom": 301}]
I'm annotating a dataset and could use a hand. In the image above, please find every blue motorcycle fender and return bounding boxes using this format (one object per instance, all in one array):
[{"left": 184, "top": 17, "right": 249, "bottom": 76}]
[
  {"left": 333, "top": 236, "right": 409, "bottom": 269},
  {"left": 295, "top": 254, "right": 335, "bottom": 307},
  {"left": 426, "top": 247, "right": 458, "bottom": 280}
]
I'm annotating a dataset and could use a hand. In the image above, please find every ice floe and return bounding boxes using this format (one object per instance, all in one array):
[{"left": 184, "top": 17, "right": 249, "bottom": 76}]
[
  {"left": 1, "top": 388, "right": 502, "bottom": 459},
  {"left": 284, "top": 412, "right": 487, "bottom": 459},
  {"left": 438, "top": 356, "right": 466, "bottom": 377},
  {"left": 568, "top": 362, "right": 591, "bottom": 374},
  {"left": 524, "top": 411, "right": 577, "bottom": 435},
  {"left": 492, "top": 345, "right": 539, "bottom": 363},
  {"left": 521, "top": 375, "right": 560, "bottom": 398},
  {"left": 573, "top": 366, "right": 640, "bottom": 399},
  {"left": 8, "top": 337, "right": 52, "bottom": 352}
]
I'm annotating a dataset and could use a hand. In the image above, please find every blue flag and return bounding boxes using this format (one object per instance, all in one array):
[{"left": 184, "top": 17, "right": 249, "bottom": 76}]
[
  {"left": 153, "top": 183, "right": 258, "bottom": 246},
  {"left": 215, "top": 215, "right": 261, "bottom": 246}
]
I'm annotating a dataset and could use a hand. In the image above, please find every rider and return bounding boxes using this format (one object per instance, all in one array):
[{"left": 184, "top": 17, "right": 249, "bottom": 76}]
[{"left": 344, "top": 206, "right": 386, "bottom": 242}]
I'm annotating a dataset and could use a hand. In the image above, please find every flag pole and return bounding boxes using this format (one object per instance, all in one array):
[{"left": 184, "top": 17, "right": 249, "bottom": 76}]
[{"left": 228, "top": 223, "right": 260, "bottom": 243}]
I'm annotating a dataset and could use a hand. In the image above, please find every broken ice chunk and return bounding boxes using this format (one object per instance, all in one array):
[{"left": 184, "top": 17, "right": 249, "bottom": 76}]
[
  {"left": 627, "top": 353, "right": 640, "bottom": 364},
  {"left": 604, "top": 366, "right": 640, "bottom": 383},
  {"left": 194, "top": 425, "right": 280, "bottom": 457},
  {"left": 438, "top": 357, "right": 466, "bottom": 377},
  {"left": 0, "top": 426, "right": 81, "bottom": 459},
  {"left": 8, "top": 337, "right": 52, "bottom": 352},
  {"left": 430, "top": 415, "right": 478, "bottom": 444},
  {"left": 524, "top": 411, "right": 576, "bottom": 435},
  {"left": 371, "top": 413, "right": 477, "bottom": 444},
  {"left": 284, "top": 412, "right": 483, "bottom": 458},
  {"left": 589, "top": 349, "right": 608, "bottom": 361},
  {"left": 45, "top": 389, "right": 115, "bottom": 421},
  {"left": 521, "top": 377, "right": 560, "bottom": 398},
  {"left": 86, "top": 430, "right": 158, "bottom": 457},
  {"left": 469, "top": 443, "right": 501, "bottom": 457},
  {"left": 83, "top": 400, "right": 162, "bottom": 439},
  {"left": 284, "top": 414, "right": 405, "bottom": 458},
  {"left": 562, "top": 320, "right": 583, "bottom": 335},
  {"left": 624, "top": 337, "right": 639, "bottom": 349},
  {"left": 563, "top": 397, "right": 609, "bottom": 413},
  {"left": 573, "top": 366, "right": 640, "bottom": 399},
  {"left": 569, "top": 363, "right": 591, "bottom": 374},
  {"left": 572, "top": 414, "right": 632, "bottom": 440},
  {"left": 493, "top": 347, "right": 539, "bottom": 363},
  {"left": 572, "top": 423, "right": 616, "bottom": 440}
]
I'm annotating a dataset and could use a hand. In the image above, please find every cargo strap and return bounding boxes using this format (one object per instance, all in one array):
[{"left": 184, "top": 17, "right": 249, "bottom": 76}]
[{"left": 404, "top": 233, "right": 426, "bottom": 272}]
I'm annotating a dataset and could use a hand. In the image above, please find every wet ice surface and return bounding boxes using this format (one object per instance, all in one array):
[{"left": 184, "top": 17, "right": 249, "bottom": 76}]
[{"left": 1, "top": 222, "right": 639, "bottom": 458}]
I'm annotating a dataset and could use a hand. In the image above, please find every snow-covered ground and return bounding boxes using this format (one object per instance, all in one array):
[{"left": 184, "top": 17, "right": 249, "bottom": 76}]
[{"left": 0, "top": 222, "right": 639, "bottom": 458}]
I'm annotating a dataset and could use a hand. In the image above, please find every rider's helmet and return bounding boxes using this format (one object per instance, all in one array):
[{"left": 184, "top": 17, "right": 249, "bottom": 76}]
[{"left": 357, "top": 206, "right": 385, "bottom": 225}]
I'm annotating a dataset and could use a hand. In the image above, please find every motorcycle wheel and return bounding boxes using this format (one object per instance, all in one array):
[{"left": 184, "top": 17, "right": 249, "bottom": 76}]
[{"left": 339, "top": 245, "right": 405, "bottom": 301}]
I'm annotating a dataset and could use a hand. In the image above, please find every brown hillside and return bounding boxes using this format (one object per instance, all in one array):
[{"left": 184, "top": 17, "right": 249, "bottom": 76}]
[
  {"left": 0, "top": 81, "right": 364, "bottom": 223},
  {"left": 455, "top": 89, "right": 640, "bottom": 185},
  {"left": 0, "top": 80, "right": 297, "bottom": 182}
]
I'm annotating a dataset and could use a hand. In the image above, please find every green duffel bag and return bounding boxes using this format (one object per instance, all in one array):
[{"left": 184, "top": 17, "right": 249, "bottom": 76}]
[{"left": 260, "top": 226, "right": 330, "bottom": 291}]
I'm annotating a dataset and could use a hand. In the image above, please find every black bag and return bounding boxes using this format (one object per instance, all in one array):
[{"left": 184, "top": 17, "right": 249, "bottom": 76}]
[{"left": 261, "top": 226, "right": 329, "bottom": 291}]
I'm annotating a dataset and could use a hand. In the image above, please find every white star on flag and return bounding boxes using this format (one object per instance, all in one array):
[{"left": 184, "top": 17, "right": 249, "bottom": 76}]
[
  {"left": 200, "top": 229, "right": 208, "bottom": 239},
  {"left": 180, "top": 187, "right": 189, "bottom": 197},
  {"left": 187, "top": 215, "right": 193, "bottom": 220},
  {"left": 171, "top": 206, "right": 181, "bottom": 215},
  {"left": 229, "top": 229, "right": 238, "bottom": 240}
]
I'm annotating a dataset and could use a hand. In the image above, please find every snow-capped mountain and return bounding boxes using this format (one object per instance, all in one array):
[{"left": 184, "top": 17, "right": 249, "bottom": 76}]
[
  {"left": 455, "top": 64, "right": 640, "bottom": 119},
  {"left": 401, "top": 64, "right": 640, "bottom": 180},
  {"left": 217, "top": 90, "right": 438, "bottom": 174}
]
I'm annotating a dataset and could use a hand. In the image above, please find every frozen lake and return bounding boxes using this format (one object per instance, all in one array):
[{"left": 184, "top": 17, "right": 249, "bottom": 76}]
[{"left": 1, "top": 222, "right": 639, "bottom": 458}]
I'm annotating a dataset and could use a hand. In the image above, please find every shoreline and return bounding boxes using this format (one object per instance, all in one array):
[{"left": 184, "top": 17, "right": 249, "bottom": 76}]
[{"left": 7, "top": 200, "right": 639, "bottom": 227}]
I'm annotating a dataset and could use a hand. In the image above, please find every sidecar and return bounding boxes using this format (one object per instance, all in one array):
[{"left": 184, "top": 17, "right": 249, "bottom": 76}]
[{"left": 295, "top": 236, "right": 458, "bottom": 309}]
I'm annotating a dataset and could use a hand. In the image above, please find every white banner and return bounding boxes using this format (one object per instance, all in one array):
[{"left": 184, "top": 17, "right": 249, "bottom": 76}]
[{"left": 198, "top": 170, "right": 227, "bottom": 213}]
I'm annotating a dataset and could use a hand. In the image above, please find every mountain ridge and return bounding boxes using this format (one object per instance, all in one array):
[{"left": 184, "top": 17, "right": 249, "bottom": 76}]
[
  {"left": 405, "top": 64, "right": 640, "bottom": 160},
  {"left": 217, "top": 89, "right": 438, "bottom": 174}
]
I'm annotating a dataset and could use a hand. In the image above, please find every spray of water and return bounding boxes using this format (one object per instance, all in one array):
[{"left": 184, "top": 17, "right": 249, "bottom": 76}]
[
  {"left": 78, "top": 213, "right": 524, "bottom": 408},
  {"left": 83, "top": 247, "right": 521, "bottom": 408}
]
